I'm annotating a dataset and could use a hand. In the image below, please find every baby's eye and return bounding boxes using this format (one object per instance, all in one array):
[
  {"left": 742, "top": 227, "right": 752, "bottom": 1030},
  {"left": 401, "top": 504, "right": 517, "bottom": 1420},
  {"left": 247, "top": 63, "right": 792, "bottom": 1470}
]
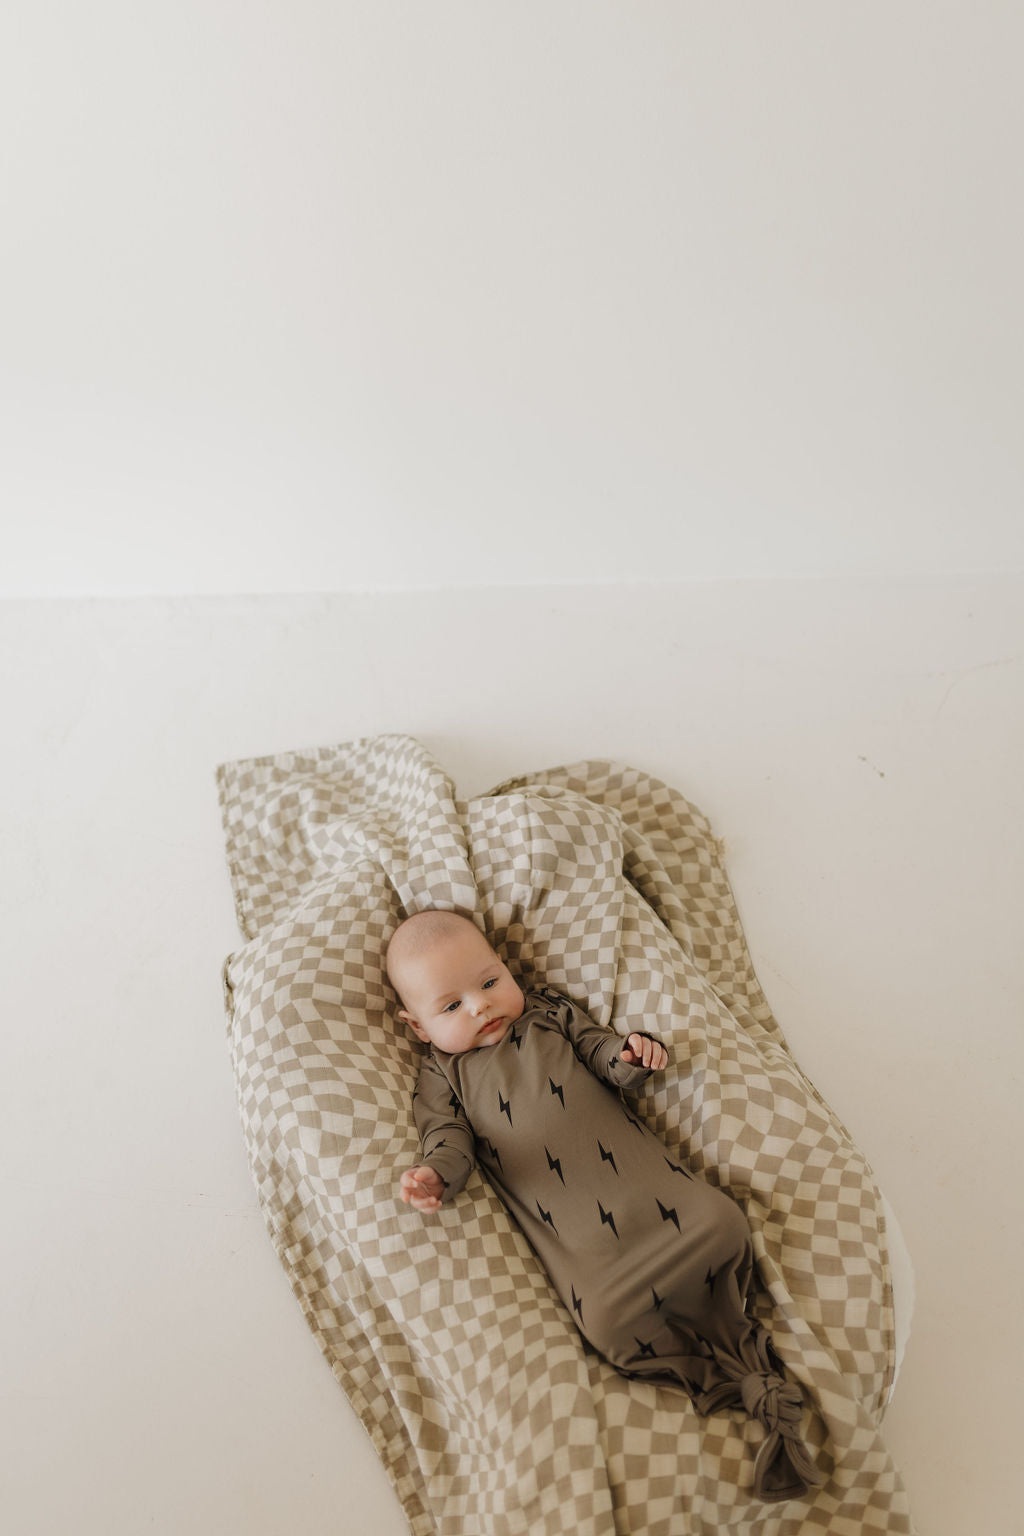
[
  {"left": 442, "top": 1000, "right": 461, "bottom": 1014},
  {"left": 483, "top": 977, "right": 498, "bottom": 989}
]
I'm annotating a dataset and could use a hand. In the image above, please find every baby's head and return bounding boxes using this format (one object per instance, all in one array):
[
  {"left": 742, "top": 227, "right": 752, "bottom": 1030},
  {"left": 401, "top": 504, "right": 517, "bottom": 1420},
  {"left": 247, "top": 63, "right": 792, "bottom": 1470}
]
[{"left": 386, "top": 910, "right": 524, "bottom": 1054}]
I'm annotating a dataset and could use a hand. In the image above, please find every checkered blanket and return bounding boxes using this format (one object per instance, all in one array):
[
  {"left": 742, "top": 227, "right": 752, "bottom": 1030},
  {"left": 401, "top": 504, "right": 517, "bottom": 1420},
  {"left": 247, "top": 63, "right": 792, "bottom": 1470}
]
[{"left": 217, "top": 733, "right": 913, "bottom": 1535}]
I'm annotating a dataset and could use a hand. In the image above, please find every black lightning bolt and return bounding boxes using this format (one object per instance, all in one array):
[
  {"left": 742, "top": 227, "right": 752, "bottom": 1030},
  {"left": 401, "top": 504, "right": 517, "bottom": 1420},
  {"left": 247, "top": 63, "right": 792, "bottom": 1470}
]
[
  {"left": 598, "top": 1141, "right": 619, "bottom": 1174},
  {"left": 651, "top": 1286, "right": 664, "bottom": 1311},
  {"left": 571, "top": 1285, "right": 584, "bottom": 1324},
  {"left": 499, "top": 1092, "right": 513, "bottom": 1126},
  {"left": 664, "top": 1155, "right": 692, "bottom": 1179},
  {"left": 674, "top": 1329, "right": 714, "bottom": 1360},
  {"left": 705, "top": 1265, "right": 720, "bottom": 1295},
  {"left": 598, "top": 1201, "right": 620, "bottom": 1239},
  {"left": 448, "top": 1090, "right": 464, "bottom": 1117},
  {"left": 536, "top": 1201, "right": 558, "bottom": 1235},
  {"left": 482, "top": 1139, "right": 503, "bottom": 1172},
  {"left": 510, "top": 1024, "right": 523, "bottom": 1050},
  {"left": 545, "top": 1147, "right": 565, "bottom": 1185},
  {"left": 657, "top": 1199, "right": 680, "bottom": 1230},
  {"left": 633, "top": 1338, "right": 657, "bottom": 1359},
  {"left": 624, "top": 1112, "right": 645, "bottom": 1134},
  {"left": 549, "top": 1078, "right": 565, "bottom": 1108}
]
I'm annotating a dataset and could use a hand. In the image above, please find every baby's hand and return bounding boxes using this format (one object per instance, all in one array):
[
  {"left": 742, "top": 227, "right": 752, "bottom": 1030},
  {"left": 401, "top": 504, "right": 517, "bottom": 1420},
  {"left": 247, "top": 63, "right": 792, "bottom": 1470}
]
[
  {"left": 399, "top": 1165, "right": 445, "bottom": 1213},
  {"left": 620, "top": 1034, "right": 668, "bottom": 1071}
]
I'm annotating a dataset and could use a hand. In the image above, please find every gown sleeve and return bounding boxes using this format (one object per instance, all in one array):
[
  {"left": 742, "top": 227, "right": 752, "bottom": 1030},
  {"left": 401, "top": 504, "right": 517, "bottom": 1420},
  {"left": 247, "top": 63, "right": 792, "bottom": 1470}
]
[
  {"left": 413, "top": 1053, "right": 477, "bottom": 1203},
  {"left": 533, "top": 985, "right": 664, "bottom": 1092}
]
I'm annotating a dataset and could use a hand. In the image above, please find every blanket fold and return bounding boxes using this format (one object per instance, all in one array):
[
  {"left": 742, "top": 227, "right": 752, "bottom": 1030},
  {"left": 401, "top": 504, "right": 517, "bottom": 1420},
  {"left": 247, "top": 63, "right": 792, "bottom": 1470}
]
[{"left": 217, "top": 732, "right": 913, "bottom": 1535}]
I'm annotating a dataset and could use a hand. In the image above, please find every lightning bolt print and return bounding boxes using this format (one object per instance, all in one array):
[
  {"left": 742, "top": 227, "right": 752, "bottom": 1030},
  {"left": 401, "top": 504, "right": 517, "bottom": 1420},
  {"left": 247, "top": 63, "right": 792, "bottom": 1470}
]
[
  {"left": 549, "top": 1078, "right": 565, "bottom": 1109},
  {"left": 657, "top": 1199, "right": 680, "bottom": 1231},
  {"left": 664, "top": 1155, "right": 692, "bottom": 1180},
  {"left": 545, "top": 1147, "right": 565, "bottom": 1185},
  {"left": 498, "top": 1092, "right": 513, "bottom": 1126},
  {"left": 651, "top": 1286, "right": 664, "bottom": 1311},
  {"left": 598, "top": 1201, "right": 620, "bottom": 1239},
  {"left": 571, "top": 1285, "right": 584, "bottom": 1324},
  {"left": 536, "top": 1201, "right": 558, "bottom": 1235},
  {"left": 597, "top": 1141, "right": 619, "bottom": 1174}
]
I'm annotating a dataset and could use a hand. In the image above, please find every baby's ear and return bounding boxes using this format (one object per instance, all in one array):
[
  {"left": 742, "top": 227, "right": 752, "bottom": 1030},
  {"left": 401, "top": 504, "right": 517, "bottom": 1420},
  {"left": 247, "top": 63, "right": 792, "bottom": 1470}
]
[{"left": 398, "top": 1009, "right": 427, "bottom": 1040}]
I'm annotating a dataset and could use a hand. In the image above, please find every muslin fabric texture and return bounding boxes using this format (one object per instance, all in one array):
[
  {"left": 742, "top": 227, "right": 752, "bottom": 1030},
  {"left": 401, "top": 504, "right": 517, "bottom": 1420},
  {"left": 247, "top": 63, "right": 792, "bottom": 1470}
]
[{"left": 217, "top": 733, "right": 914, "bottom": 1535}]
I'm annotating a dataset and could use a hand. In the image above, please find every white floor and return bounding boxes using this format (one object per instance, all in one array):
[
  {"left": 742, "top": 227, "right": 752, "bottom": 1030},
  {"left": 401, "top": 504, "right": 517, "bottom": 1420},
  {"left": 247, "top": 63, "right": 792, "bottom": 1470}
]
[{"left": 3, "top": 576, "right": 1021, "bottom": 1536}]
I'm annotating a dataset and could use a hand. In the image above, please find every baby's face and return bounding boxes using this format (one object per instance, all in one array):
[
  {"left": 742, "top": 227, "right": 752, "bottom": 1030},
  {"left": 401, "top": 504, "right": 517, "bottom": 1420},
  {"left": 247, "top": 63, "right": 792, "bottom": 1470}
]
[{"left": 396, "top": 928, "right": 525, "bottom": 1054}]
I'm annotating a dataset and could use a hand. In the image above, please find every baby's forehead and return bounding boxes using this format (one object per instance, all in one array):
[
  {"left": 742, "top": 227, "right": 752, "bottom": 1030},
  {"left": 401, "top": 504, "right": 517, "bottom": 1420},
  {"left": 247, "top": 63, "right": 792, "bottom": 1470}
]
[
  {"left": 417, "top": 934, "right": 497, "bottom": 974},
  {"left": 409, "top": 936, "right": 499, "bottom": 986},
  {"left": 386, "top": 913, "right": 499, "bottom": 994}
]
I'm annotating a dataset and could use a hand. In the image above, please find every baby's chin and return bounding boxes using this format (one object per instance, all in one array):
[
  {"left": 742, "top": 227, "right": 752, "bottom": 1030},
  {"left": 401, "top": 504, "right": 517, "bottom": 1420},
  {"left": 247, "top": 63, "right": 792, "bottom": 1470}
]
[{"left": 473, "top": 1018, "right": 512, "bottom": 1048}]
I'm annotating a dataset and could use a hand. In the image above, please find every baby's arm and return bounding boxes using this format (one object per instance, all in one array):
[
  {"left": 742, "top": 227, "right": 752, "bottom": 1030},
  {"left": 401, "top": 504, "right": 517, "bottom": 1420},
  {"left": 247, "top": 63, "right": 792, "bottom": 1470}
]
[
  {"left": 402, "top": 1054, "right": 477, "bottom": 1210},
  {"left": 536, "top": 986, "right": 668, "bottom": 1088}
]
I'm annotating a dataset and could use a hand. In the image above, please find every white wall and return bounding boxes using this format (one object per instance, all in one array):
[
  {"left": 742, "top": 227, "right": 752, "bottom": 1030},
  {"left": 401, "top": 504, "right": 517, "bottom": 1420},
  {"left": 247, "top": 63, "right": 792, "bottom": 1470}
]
[{"left": 3, "top": 3, "right": 1022, "bottom": 596}]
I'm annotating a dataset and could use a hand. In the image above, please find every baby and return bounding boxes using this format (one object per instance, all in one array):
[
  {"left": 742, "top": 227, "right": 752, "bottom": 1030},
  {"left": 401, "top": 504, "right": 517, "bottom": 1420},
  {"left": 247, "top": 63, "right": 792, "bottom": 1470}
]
[{"left": 388, "top": 909, "right": 824, "bottom": 1504}]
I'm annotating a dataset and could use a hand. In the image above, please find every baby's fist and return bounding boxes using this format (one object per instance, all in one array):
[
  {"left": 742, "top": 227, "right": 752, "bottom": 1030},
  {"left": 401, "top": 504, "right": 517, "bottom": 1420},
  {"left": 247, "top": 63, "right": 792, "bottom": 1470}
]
[
  {"left": 400, "top": 1164, "right": 444, "bottom": 1212},
  {"left": 620, "top": 1034, "right": 668, "bottom": 1071}
]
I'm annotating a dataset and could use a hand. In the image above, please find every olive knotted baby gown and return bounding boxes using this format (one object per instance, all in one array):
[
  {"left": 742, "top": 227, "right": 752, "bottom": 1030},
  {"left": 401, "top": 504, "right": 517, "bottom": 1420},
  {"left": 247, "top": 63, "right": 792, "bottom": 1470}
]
[{"left": 413, "top": 985, "right": 825, "bottom": 1504}]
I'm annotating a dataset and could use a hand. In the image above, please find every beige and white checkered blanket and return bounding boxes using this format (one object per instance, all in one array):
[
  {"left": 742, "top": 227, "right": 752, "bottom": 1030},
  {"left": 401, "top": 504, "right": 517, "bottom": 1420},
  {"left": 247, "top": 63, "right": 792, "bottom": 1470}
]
[{"left": 217, "top": 733, "right": 913, "bottom": 1535}]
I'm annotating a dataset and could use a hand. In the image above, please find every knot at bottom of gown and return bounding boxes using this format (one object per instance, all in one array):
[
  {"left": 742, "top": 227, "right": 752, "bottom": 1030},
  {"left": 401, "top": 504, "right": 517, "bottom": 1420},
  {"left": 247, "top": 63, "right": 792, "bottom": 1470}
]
[
  {"left": 739, "top": 1369, "right": 827, "bottom": 1503},
  {"left": 736, "top": 1370, "right": 822, "bottom": 1499},
  {"left": 694, "top": 1331, "right": 827, "bottom": 1505}
]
